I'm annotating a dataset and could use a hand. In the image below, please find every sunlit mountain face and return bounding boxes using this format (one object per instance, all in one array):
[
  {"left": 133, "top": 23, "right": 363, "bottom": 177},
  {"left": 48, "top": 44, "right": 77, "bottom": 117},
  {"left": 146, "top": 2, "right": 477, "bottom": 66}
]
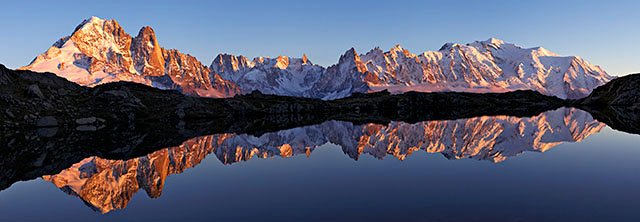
[
  {"left": 23, "top": 17, "right": 611, "bottom": 100},
  {"left": 42, "top": 108, "right": 604, "bottom": 213}
]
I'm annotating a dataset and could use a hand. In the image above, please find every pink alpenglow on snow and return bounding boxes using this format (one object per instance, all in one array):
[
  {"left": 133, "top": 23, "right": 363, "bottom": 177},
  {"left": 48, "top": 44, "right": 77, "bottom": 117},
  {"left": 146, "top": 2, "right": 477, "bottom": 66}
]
[{"left": 23, "top": 17, "right": 612, "bottom": 99}]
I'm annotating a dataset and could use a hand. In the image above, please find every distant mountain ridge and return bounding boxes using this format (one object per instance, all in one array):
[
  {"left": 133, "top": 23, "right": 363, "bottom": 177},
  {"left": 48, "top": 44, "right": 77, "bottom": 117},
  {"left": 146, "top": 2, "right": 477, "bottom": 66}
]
[{"left": 23, "top": 16, "right": 612, "bottom": 99}]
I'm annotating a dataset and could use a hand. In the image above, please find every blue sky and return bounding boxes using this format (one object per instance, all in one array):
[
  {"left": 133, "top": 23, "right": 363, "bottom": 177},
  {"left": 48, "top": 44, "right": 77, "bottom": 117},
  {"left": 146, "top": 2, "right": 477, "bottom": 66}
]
[{"left": 1, "top": 0, "right": 638, "bottom": 76}]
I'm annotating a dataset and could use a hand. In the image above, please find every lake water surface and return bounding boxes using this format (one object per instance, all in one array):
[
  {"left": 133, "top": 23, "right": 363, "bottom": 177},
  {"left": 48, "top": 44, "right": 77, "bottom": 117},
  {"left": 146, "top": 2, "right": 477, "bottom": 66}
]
[{"left": 1, "top": 108, "right": 639, "bottom": 222}]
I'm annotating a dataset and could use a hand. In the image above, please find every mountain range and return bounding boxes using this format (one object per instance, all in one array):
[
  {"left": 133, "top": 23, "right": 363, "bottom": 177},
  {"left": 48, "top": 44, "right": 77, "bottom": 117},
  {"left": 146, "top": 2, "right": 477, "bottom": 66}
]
[{"left": 22, "top": 16, "right": 612, "bottom": 99}]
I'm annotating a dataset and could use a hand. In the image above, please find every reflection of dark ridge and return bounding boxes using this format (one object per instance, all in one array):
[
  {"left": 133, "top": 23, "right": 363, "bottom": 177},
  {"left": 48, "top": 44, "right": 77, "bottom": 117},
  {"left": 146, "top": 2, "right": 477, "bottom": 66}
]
[
  {"left": 578, "top": 106, "right": 640, "bottom": 134},
  {"left": 575, "top": 73, "right": 640, "bottom": 134}
]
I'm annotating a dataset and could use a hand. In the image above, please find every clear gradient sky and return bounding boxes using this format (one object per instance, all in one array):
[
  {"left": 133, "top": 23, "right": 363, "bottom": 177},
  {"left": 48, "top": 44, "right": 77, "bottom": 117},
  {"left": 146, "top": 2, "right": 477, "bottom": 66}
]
[{"left": 1, "top": 0, "right": 638, "bottom": 76}]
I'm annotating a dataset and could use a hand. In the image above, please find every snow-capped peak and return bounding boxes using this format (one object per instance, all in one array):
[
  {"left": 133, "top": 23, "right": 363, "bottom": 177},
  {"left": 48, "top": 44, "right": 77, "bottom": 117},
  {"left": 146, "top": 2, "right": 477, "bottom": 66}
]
[
  {"left": 483, "top": 37, "right": 505, "bottom": 46},
  {"left": 338, "top": 48, "right": 362, "bottom": 64},
  {"left": 137, "top": 26, "right": 156, "bottom": 38},
  {"left": 132, "top": 26, "right": 164, "bottom": 76},
  {"left": 22, "top": 16, "right": 240, "bottom": 97},
  {"left": 75, "top": 16, "right": 107, "bottom": 30},
  {"left": 390, "top": 44, "right": 404, "bottom": 52},
  {"left": 438, "top": 42, "right": 460, "bottom": 51},
  {"left": 275, "top": 56, "right": 289, "bottom": 69}
]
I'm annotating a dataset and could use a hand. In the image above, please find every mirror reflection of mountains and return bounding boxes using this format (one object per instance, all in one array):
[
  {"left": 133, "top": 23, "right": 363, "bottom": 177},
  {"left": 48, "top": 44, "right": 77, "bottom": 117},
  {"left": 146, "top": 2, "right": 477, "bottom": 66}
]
[{"left": 43, "top": 108, "right": 604, "bottom": 213}]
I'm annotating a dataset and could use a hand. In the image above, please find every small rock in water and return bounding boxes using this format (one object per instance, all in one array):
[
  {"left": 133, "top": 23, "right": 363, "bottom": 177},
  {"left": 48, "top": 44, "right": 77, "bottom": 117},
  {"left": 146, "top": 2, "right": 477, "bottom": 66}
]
[
  {"left": 36, "top": 116, "right": 57, "bottom": 127},
  {"left": 75, "top": 117, "right": 97, "bottom": 125},
  {"left": 37, "top": 127, "right": 58, "bottom": 137},
  {"left": 76, "top": 125, "right": 97, "bottom": 131},
  {"left": 4, "top": 110, "right": 14, "bottom": 118}
]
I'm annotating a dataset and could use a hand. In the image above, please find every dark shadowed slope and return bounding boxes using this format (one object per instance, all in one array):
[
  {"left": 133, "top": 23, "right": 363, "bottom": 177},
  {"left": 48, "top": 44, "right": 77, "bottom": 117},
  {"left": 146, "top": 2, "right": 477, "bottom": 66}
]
[{"left": 577, "top": 73, "right": 640, "bottom": 134}]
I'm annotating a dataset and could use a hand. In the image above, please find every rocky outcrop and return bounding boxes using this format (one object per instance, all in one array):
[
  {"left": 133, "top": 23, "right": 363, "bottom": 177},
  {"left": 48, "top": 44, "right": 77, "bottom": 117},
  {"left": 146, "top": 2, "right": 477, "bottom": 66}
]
[
  {"left": 159, "top": 49, "right": 239, "bottom": 97},
  {"left": 1, "top": 64, "right": 88, "bottom": 129},
  {"left": 577, "top": 73, "right": 640, "bottom": 134},
  {"left": 131, "top": 26, "right": 165, "bottom": 77},
  {"left": 308, "top": 48, "right": 370, "bottom": 99},
  {"left": 579, "top": 73, "right": 639, "bottom": 107}
]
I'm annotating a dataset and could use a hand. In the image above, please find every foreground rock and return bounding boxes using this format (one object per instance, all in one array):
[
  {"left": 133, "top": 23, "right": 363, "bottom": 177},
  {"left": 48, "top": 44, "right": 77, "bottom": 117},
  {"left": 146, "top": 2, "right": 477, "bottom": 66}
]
[
  {"left": 577, "top": 73, "right": 640, "bottom": 134},
  {"left": 578, "top": 73, "right": 640, "bottom": 107}
]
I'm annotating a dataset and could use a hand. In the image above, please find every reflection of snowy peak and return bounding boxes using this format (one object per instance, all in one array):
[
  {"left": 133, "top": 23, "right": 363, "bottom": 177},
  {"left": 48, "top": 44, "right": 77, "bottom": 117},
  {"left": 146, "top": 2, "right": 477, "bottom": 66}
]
[
  {"left": 24, "top": 17, "right": 611, "bottom": 99},
  {"left": 211, "top": 108, "right": 604, "bottom": 163},
  {"left": 355, "top": 108, "right": 604, "bottom": 162},
  {"left": 43, "top": 136, "right": 215, "bottom": 213},
  {"left": 22, "top": 16, "right": 239, "bottom": 97},
  {"left": 44, "top": 108, "right": 604, "bottom": 213}
]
